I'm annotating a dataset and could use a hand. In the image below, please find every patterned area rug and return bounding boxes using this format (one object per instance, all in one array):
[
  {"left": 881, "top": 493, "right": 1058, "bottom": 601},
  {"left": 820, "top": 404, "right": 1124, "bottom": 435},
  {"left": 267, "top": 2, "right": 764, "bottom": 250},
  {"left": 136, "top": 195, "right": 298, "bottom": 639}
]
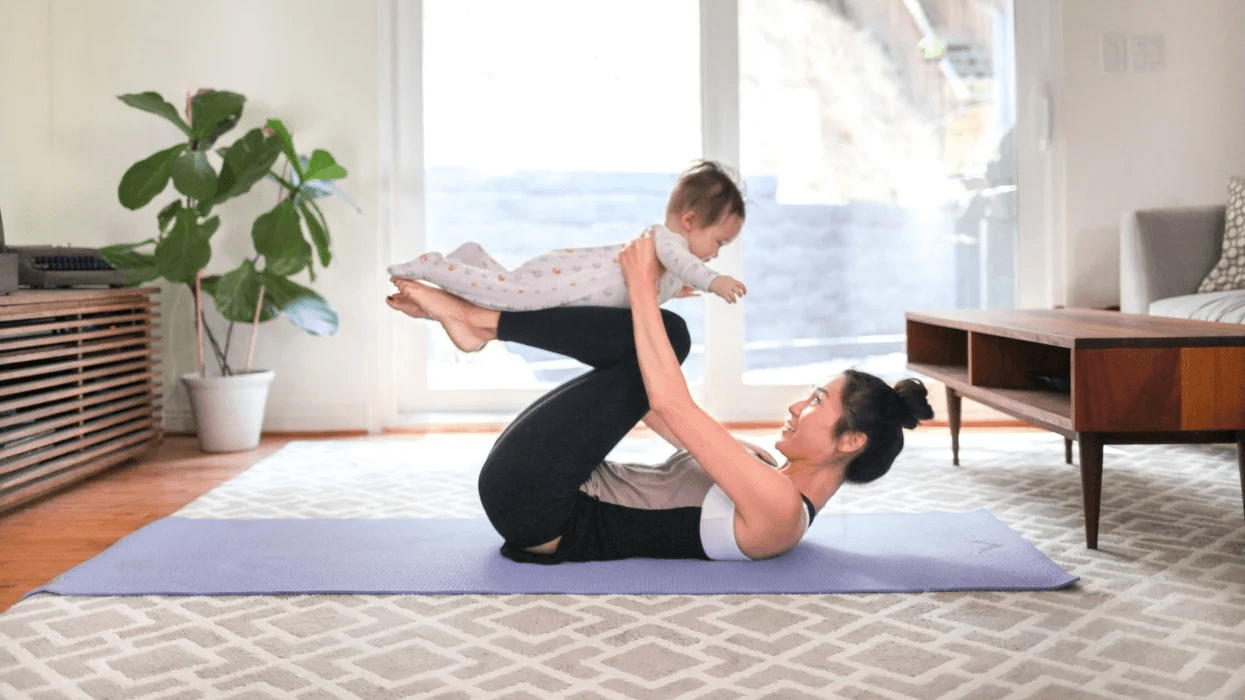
[{"left": 2, "top": 431, "right": 1244, "bottom": 700}]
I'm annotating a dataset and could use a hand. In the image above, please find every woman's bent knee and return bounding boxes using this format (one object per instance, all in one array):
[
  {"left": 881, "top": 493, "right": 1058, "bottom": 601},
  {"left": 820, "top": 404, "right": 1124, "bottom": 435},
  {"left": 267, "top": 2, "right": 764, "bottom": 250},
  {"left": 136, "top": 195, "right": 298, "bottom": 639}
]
[{"left": 660, "top": 310, "right": 692, "bottom": 363}]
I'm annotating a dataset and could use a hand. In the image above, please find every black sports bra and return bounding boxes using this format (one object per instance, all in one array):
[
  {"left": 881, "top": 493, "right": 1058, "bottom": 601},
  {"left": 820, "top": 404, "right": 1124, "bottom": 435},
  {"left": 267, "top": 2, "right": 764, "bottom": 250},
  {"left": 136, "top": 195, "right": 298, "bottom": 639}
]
[{"left": 801, "top": 494, "right": 818, "bottom": 525}]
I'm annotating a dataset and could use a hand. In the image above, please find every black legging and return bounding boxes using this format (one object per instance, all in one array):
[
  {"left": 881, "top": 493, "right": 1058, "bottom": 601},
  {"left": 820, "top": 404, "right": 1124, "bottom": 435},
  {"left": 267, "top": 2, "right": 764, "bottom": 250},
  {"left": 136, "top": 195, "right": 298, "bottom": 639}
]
[{"left": 477, "top": 306, "right": 692, "bottom": 549}]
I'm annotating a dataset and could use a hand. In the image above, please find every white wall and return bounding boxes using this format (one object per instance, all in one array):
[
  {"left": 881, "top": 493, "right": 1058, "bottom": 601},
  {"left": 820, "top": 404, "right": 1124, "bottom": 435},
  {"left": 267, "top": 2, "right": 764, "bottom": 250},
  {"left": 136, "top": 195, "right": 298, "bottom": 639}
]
[
  {"left": 5, "top": 0, "right": 1244, "bottom": 432},
  {"left": 0, "top": 0, "right": 386, "bottom": 433},
  {"left": 1056, "top": 0, "right": 1245, "bottom": 308}
]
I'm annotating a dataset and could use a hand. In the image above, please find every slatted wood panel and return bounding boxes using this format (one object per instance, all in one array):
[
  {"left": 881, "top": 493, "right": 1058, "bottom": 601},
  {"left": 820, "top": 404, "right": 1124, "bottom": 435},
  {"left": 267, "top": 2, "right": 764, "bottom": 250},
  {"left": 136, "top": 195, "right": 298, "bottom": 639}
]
[{"left": 0, "top": 288, "right": 161, "bottom": 515}]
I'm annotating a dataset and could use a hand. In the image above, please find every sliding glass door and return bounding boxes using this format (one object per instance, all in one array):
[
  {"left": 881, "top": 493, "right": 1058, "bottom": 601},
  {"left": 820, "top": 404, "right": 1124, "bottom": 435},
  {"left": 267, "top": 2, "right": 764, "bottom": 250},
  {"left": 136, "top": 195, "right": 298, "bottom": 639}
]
[
  {"left": 393, "top": 0, "right": 1018, "bottom": 419},
  {"left": 736, "top": 0, "right": 1017, "bottom": 389},
  {"left": 417, "top": 0, "right": 703, "bottom": 404}
]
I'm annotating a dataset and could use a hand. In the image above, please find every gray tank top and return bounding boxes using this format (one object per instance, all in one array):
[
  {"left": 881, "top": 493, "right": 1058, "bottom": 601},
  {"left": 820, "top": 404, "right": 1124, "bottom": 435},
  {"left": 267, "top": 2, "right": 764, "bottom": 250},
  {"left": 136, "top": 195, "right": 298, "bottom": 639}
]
[
  {"left": 578, "top": 450, "right": 716, "bottom": 510},
  {"left": 578, "top": 448, "right": 814, "bottom": 560}
]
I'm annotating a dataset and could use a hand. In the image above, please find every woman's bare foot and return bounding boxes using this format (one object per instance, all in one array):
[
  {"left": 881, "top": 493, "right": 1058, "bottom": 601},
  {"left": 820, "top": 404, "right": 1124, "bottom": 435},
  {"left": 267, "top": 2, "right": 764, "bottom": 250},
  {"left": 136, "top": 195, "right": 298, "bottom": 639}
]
[
  {"left": 385, "top": 292, "right": 429, "bottom": 319},
  {"left": 392, "top": 279, "right": 497, "bottom": 352}
]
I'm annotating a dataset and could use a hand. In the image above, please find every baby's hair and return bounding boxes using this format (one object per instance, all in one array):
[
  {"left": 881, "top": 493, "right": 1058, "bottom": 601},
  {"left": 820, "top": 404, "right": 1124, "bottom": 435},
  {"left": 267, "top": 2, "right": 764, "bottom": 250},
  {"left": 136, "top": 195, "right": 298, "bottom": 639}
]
[{"left": 667, "top": 160, "right": 746, "bottom": 227}]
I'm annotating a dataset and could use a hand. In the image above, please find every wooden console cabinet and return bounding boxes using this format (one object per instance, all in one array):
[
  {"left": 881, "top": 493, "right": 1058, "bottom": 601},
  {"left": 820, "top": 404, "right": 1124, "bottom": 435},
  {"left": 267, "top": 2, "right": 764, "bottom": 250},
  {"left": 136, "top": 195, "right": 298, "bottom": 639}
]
[{"left": 0, "top": 288, "right": 161, "bottom": 515}]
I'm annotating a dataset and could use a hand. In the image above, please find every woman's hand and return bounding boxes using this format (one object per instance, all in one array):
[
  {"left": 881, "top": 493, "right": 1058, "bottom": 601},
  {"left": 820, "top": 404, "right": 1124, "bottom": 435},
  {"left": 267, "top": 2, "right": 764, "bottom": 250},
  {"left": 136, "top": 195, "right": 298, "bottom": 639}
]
[{"left": 619, "top": 229, "right": 663, "bottom": 300}]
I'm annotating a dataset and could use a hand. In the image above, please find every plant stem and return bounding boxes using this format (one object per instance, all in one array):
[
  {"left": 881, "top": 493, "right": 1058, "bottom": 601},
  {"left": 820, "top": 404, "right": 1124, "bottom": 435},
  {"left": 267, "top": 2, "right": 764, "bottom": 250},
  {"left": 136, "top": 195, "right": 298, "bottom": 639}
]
[
  {"left": 223, "top": 320, "right": 235, "bottom": 368},
  {"left": 194, "top": 271, "right": 205, "bottom": 378},
  {"left": 200, "top": 315, "right": 230, "bottom": 375},
  {"left": 268, "top": 170, "right": 297, "bottom": 193},
  {"left": 277, "top": 161, "right": 290, "bottom": 205},
  {"left": 189, "top": 280, "right": 229, "bottom": 375},
  {"left": 245, "top": 285, "right": 265, "bottom": 373}
]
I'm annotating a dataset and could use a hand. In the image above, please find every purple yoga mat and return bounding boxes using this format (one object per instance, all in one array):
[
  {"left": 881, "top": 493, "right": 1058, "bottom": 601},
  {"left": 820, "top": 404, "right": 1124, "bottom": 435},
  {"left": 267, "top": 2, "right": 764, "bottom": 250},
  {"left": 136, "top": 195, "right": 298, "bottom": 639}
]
[{"left": 26, "top": 508, "right": 1075, "bottom": 597}]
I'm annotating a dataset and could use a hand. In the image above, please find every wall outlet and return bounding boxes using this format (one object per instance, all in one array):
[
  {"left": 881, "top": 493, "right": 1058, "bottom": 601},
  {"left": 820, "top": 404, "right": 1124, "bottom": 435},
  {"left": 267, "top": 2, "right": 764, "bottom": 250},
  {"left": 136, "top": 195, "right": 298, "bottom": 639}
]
[
  {"left": 1101, "top": 35, "right": 1127, "bottom": 74},
  {"left": 1129, "top": 35, "right": 1165, "bottom": 72}
]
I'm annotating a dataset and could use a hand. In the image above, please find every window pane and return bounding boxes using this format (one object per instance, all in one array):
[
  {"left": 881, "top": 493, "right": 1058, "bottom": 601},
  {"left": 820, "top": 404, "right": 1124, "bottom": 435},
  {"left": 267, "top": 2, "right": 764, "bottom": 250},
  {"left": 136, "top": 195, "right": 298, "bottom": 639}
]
[
  {"left": 738, "top": 0, "right": 1017, "bottom": 384},
  {"left": 422, "top": 0, "right": 703, "bottom": 389}
]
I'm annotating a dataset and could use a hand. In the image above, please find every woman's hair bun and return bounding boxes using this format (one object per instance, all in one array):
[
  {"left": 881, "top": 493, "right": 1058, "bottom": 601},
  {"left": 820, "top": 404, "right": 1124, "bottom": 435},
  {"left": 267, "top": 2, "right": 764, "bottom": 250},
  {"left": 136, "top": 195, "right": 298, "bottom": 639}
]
[{"left": 892, "top": 378, "right": 934, "bottom": 429}]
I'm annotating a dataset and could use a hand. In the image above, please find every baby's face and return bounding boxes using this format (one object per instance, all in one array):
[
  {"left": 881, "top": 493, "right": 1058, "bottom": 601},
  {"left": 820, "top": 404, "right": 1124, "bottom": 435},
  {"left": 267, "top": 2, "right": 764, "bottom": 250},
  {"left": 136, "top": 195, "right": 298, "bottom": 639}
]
[{"left": 686, "top": 213, "right": 743, "bottom": 261}]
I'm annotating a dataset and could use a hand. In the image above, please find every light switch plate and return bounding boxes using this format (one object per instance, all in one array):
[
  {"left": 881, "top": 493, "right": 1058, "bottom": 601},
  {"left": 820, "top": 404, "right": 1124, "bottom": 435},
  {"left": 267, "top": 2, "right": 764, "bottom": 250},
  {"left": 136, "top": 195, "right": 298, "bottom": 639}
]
[
  {"left": 1102, "top": 35, "right": 1127, "bottom": 73},
  {"left": 1129, "top": 35, "right": 1165, "bottom": 72}
]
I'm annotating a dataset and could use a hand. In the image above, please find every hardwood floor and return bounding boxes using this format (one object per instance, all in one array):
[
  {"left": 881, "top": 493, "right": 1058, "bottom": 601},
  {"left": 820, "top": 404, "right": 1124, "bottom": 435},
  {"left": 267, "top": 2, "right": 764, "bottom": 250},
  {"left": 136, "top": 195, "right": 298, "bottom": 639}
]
[{"left": 0, "top": 436, "right": 290, "bottom": 612}]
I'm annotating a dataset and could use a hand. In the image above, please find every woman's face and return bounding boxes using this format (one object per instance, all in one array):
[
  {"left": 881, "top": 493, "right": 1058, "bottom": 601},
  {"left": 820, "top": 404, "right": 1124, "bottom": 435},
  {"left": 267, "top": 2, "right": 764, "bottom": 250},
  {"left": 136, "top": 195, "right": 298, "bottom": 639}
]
[{"left": 775, "top": 377, "right": 851, "bottom": 464}]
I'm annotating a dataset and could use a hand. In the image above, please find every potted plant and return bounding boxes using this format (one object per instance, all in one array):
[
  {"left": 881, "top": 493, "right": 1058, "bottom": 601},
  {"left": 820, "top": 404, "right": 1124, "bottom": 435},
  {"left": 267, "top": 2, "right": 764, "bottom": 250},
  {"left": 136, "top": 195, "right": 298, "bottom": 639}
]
[{"left": 101, "top": 89, "right": 352, "bottom": 452}]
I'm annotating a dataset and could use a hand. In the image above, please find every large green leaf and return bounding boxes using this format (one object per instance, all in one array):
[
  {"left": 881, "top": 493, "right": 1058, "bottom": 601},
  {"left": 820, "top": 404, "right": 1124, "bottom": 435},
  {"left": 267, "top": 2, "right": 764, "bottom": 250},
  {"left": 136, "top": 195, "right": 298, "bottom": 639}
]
[
  {"left": 284, "top": 153, "right": 359, "bottom": 212},
  {"left": 297, "top": 200, "right": 332, "bottom": 268},
  {"left": 157, "top": 200, "right": 184, "bottom": 233},
  {"left": 252, "top": 200, "right": 311, "bottom": 277},
  {"left": 301, "top": 149, "right": 347, "bottom": 181},
  {"left": 213, "top": 127, "right": 283, "bottom": 204},
  {"left": 261, "top": 272, "right": 338, "bottom": 336},
  {"left": 118, "top": 143, "right": 186, "bottom": 210},
  {"left": 99, "top": 239, "right": 155, "bottom": 255},
  {"left": 210, "top": 260, "right": 278, "bottom": 324},
  {"left": 189, "top": 90, "right": 245, "bottom": 144},
  {"left": 99, "top": 240, "right": 160, "bottom": 286},
  {"left": 209, "top": 266, "right": 337, "bottom": 335},
  {"left": 203, "top": 114, "right": 240, "bottom": 150},
  {"left": 170, "top": 149, "right": 218, "bottom": 201},
  {"left": 154, "top": 210, "right": 211, "bottom": 284},
  {"left": 118, "top": 92, "right": 192, "bottom": 137},
  {"left": 265, "top": 119, "right": 304, "bottom": 181}
]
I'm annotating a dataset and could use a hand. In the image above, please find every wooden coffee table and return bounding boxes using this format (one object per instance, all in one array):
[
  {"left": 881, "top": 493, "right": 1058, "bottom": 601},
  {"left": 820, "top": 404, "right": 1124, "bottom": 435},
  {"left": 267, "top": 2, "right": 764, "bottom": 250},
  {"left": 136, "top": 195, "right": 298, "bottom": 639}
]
[{"left": 905, "top": 308, "right": 1245, "bottom": 549}]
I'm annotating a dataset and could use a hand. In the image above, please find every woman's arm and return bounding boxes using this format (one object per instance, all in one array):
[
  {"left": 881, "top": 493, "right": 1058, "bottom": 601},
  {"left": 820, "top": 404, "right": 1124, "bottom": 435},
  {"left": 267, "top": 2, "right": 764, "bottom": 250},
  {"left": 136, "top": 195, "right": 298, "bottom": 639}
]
[
  {"left": 641, "top": 410, "right": 685, "bottom": 450},
  {"left": 619, "top": 234, "right": 805, "bottom": 559}
]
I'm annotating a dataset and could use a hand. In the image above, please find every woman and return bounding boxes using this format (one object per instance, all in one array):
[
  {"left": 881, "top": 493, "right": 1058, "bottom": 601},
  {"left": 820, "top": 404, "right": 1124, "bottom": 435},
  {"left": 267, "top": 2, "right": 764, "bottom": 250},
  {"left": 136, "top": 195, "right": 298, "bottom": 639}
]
[{"left": 387, "top": 231, "right": 933, "bottom": 563}]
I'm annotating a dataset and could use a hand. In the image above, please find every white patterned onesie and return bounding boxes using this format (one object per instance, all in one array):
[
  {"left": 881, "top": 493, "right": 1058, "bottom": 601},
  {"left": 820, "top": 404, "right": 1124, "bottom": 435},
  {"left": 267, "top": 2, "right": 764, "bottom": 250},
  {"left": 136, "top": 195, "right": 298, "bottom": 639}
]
[{"left": 387, "top": 225, "right": 723, "bottom": 311}]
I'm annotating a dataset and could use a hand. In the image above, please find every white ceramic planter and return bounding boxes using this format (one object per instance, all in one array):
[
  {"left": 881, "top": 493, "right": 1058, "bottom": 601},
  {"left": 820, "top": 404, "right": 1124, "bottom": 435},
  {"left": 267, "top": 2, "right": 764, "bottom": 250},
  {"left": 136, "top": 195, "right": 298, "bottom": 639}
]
[{"left": 181, "top": 370, "right": 275, "bottom": 453}]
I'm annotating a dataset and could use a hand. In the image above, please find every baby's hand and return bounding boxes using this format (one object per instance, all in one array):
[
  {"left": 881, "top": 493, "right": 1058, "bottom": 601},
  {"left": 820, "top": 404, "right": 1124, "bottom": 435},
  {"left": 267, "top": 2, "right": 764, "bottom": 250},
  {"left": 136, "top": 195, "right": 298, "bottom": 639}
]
[{"left": 708, "top": 275, "right": 747, "bottom": 304}]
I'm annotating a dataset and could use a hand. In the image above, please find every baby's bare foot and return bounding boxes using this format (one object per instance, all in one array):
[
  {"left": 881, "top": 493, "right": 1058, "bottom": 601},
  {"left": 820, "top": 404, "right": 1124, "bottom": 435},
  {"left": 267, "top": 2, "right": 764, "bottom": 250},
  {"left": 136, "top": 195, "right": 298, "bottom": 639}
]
[
  {"left": 386, "top": 293, "right": 429, "bottom": 319},
  {"left": 394, "top": 280, "right": 492, "bottom": 352}
]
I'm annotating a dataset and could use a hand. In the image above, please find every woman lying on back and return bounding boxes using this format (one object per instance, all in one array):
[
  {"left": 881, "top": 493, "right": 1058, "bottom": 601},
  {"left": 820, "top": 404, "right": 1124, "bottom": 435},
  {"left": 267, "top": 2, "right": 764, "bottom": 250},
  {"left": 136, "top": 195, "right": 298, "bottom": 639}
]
[{"left": 387, "top": 230, "right": 933, "bottom": 562}]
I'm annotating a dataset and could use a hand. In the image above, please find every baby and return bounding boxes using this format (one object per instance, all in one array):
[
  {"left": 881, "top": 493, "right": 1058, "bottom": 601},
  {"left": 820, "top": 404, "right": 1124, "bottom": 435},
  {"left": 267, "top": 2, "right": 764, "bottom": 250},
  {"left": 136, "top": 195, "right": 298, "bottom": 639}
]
[{"left": 387, "top": 160, "right": 747, "bottom": 311}]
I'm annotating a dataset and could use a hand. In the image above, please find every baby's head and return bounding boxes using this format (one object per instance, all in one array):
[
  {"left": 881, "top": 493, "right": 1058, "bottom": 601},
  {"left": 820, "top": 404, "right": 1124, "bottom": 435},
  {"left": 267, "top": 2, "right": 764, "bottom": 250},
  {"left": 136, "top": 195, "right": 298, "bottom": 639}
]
[{"left": 666, "top": 160, "right": 746, "bottom": 262}]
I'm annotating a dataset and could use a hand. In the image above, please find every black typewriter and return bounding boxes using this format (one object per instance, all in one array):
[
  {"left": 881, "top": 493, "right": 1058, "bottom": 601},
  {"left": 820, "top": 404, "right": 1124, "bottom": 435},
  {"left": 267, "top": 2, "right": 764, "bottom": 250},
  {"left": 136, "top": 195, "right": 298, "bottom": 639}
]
[
  {"left": 10, "top": 246, "right": 129, "bottom": 288},
  {"left": 0, "top": 204, "right": 128, "bottom": 289}
]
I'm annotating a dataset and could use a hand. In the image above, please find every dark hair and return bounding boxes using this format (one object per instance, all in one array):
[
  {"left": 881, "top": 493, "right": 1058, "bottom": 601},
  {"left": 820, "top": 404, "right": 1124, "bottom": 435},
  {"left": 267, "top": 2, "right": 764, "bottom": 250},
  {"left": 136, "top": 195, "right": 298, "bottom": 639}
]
[
  {"left": 832, "top": 370, "right": 934, "bottom": 483},
  {"left": 667, "top": 160, "right": 746, "bottom": 226}
]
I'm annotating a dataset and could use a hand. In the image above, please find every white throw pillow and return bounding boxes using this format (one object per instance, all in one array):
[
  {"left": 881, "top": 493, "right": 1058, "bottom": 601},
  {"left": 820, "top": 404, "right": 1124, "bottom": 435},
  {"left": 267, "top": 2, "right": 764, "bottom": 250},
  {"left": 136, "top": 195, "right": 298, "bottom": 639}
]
[{"left": 1197, "top": 175, "right": 1245, "bottom": 293}]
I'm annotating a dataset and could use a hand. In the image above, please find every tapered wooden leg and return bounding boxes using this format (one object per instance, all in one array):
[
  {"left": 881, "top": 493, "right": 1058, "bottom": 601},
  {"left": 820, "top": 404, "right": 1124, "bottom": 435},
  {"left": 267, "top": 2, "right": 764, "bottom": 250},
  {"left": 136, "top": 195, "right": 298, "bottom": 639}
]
[
  {"left": 1237, "top": 432, "right": 1245, "bottom": 522},
  {"left": 946, "top": 386, "right": 961, "bottom": 466},
  {"left": 1078, "top": 433, "right": 1104, "bottom": 549},
  {"left": 1065, "top": 438, "right": 1073, "bottom": 464}
]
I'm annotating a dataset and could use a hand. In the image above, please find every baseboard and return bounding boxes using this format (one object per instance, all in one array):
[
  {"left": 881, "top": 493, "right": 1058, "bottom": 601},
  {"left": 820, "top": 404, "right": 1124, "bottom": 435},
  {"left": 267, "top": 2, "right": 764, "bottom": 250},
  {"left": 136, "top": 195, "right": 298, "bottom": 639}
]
[
  {"left": 162, "top": 410, "right": 196, "bottom": 435},
  {"left": 163, "top": 400, "right": 374, "bottom": 435}
]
